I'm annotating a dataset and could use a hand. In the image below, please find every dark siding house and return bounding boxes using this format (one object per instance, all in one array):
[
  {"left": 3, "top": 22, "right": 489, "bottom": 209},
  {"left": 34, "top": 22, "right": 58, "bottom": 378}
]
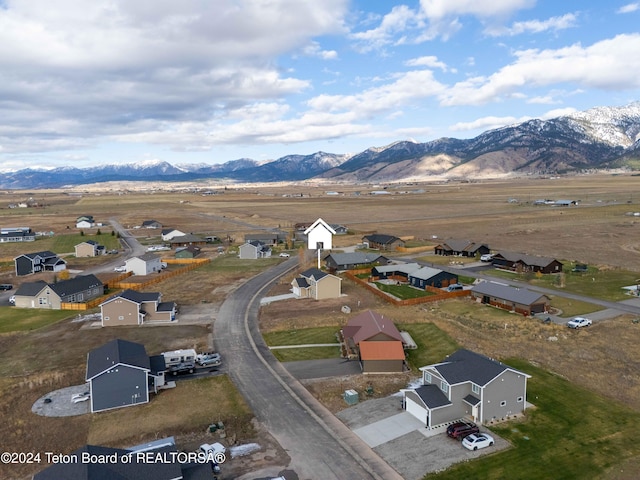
[
  {"left": 86, "top": 339, "right": 165, "bottom": 413},
  {"left": 14, "top": 250, "right": 67, "bottom": 276},
  {"left": 434, "top": 239, "right": 490, "bottom": 257},
  {"left": 362, "top": 234, "right": 405, "bottom": 250},
  {"left": 408, "top": 266, "right": 458, "bottom": 289},
  {"left": 491, "top": 251, "right": 563, "bottom": 274},
  {"left": 323, "top": 252, "right": 389, "bottom": 271}
]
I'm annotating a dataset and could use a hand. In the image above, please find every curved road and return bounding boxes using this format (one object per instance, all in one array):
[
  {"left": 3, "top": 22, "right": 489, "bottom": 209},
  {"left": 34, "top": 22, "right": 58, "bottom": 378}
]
[{"left": 214, "top": 258, "right": 403, "bottom": 480}]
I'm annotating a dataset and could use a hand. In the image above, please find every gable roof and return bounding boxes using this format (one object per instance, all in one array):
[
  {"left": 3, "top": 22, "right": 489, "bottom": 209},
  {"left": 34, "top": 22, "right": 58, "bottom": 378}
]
[
  {"left": 493, "top": 250, "right": 562, "bottom": 268},
  {"left": 300, "top": 267, "right": 329, "bottom": 281},
  {"left": 409, "top": 266, "right": 445, "bottom": 280},
  {"left": 161, "top": 228, "right": 183, "bottom": 235},
  {"left": 15, "top": 250, "right": 58, "bottom": 261},
  {"left": 359, "top": 341, "right": 405, "bottom": 361},
  {"left": 304, "top": 217, "right": 336, "bottom": 235},
  {"left": 324, "top": 252, "right": 388, "bottom": 266},
  {"left": 373, "top": 262, "right": 422, "bottom": 275},
  {"left": 86, "top": 339, "right": 150, "bottom": 380},
  {"left": 423, "top": 348, "right": 530, "bottom": 387},
  {"left": 129, "top": 252, "right": 161, "bottom": 263},
  {"left": 15, "top": 280, "right": 48, "bottom": 296},
  {"left": 48, "top": 274, "right": 103, "bottom": 297},
  {"left": 471, "top": 281, "right": 548, "bottom": 305},
  {"left": 101, "top": 289, "right": 161, "bottom": 306},
  {"left": 436, "top": 239, "right": 487, "bottom": 253},
  {"left": 344, "top": 310, "right": 403, "bottom": 344},
  {"left": 363, "top": 233, "right": 402, "bottom": 245},
  {"left": 413, "top": 384, "right": 452, "bottom": 409},
  {"left": 168, "top": 233, "right": 205, "bottom": 243}
]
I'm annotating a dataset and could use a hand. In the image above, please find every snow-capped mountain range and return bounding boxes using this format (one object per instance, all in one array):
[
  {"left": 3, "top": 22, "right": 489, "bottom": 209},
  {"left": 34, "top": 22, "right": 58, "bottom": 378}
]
[{"left": 2, "top": 102, "right": 640, "bottom": 189}]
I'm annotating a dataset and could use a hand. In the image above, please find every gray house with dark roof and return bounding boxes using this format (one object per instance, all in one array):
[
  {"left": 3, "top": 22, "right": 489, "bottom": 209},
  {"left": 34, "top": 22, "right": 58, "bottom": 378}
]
[
  {"left": 471, "top": 281, "right": 550, "bottom": 315},
  {"left": 12, "top": 274, "right": 104, "bottom": 309},
  {"left": 14, "top": 250, "right": 67, "bottom": 276},
  {"left": 362, "top": 234, "right": 405, "bottom": 250},
  {"left": 402, "top": 349, "right": 531, "bottom": 427},
  {"left": 323, "top": 252, "right": 389, "bottom": 271},
  {"left": 239, "top": 240, "right": 272, "bottom": 259},
  {"left": 86, "top": 339, "right": 165, "bottom": 413}
]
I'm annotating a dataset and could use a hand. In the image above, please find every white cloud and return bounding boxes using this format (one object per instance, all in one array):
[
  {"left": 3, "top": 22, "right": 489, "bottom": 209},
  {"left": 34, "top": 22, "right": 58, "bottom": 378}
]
[
  {"left": 540, "top": 107, "right": 578, "bottom": 119},
  {"left": 350, "top": 5, "right": 421, "bottom": 51},
  {"left": 419, "top": 0, "right": 536, "bottom": 19},
  {"left": 451, "top": 115, "right": 525, "bottom": 132},
  {"left": 405, "top": 55, "right": 450, "bottom": 72},
  {"left": 617, "top": 3, "right": 640, "bottom": 14},
  {"left": 301, "top": 41, "right": 338, "bottom": 60},
  {"left": 486, "top": 13, "right": 578, "bottom": 37},
  {"left": 440, "top": 33, "right": 640, "bottom": 106}
]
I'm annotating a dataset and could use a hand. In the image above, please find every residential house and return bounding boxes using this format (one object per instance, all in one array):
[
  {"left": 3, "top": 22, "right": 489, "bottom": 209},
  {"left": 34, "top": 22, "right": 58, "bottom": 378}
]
[
  {"left": 14, "top": 250, "right": 66, "bottom": 276},
  {"left": 341, "top": 310, "right": 406, "bottom": 373},
  {"left": 402, "top": 349, "right": 531, "bottom": 427},
  {"left": 100, "top": 289, "right": 176, "bottom": 326},
  {"left": 12, "top": 274, "right": 104, "bottom": 309},
  {"left": 291, "top": 267, "right": 342, "bottom": 300},
  {"left": 175, "top": 245, "right": 201, "bottom": 259},
  {"left": 244, "top": 232, "right": 285, "bottom": 246},
  {"left": 74, "top": 240, "right": 104, "bottom": 257},
  {"left": 141, "top": 220, "right": 163, "bottom": 229},
  {"left": 0, "top": 227, "right": 35, "bottom": 242},
  {"left": 85, "top": 339, "right": 166, "bottom": 413},
  {"left": 168, "top": 233, "right": 207, "bottom": 248},
  {"left": 239, "top": 240, "right": 271, "bottom": 259},
  {"left": 362, "top": 234, "right": 405, "bottom": 250},
  {"left": 33, "top": 443, "right": 212, "bottom": 480},
  {"left": 324, "top": 252, "right": 389, "bottom": 272},
  {"left": 371, "top": 262, "right": 422, "bottom": 282},
  {"left": 161, "top": 228, "right": 186, "bottom": 241},
  {"left": 330, "top": 224, "right": 348, "bottom": 235},
  {"left": 470, "top": 281, "right": 550, "bottom": 315},
  {"left": 408, "top": 266, "right": 459, "bottom": 289},
  {"left": 491, "top": 251, "right": 563, "bottom": 274},
  {"left": 304, "top": 217, "right": 336, "bottom": 250},
  {"left": 125, "top": 253, "right": 163, "bottom": 276},
  {"left": 434, "top": 239, "right": 490, "bottom": 258},
  {"left": 76, "top": 215, "right": 95, "bottom": 229}
]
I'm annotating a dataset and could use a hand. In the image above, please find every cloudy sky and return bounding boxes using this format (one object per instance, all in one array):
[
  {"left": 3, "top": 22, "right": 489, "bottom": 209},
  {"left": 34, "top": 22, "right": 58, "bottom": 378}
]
[{"left": 1, "top": 0, "right": 640, "bottom": 170}]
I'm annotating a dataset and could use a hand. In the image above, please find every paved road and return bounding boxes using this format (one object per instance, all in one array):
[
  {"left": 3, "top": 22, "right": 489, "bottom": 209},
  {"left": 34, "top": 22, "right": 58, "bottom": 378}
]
[{"left": 214, "top": 258, "right": 403, "bottom": 480}]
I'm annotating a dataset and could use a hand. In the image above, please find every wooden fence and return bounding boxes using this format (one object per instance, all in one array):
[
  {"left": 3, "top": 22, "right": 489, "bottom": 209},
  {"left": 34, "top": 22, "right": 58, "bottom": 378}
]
[
  {"left": 115, "top": 258, "right": 209, "bottom": 291},
  {"left": 344, "top": 271, "right": 470, "bottom": 307},
  {"left": 395, "top": 245, "right": 435, "bottom": 254}
]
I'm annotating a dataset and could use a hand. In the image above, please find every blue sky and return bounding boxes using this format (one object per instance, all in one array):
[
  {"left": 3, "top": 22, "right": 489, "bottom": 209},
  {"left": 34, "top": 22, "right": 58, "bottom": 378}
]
[{"left": 1, "top": 0, "right": 640, "bottom": 170}]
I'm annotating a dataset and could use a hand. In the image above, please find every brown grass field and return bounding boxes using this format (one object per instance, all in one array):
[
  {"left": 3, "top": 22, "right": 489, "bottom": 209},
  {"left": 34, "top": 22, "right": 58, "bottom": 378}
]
[{"left": 1, "top": 173, "right": 640, "bottom": 478}]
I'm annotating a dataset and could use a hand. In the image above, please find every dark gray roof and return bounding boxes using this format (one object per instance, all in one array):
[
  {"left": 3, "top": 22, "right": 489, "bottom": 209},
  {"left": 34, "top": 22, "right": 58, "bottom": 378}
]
[
  {"left": 135, "top": 252, "right": 160, "bottom": 262},
  {"left": 300, "top": 267, "right": 329, "bottom": 280},
  {"left": 363, "top": 233, "right": 401, "bottom": 245},
  {"left": 169, "top": 233, "right": 205, "bottom": 243},
  {"left": 106, "top": 289, "right": 161, "bottom": 304},
  {"left": 292, "top": 277, "right": 310, "bottom": 288},
  {"left": 49, "top": 274, "right": 102, "bottom": 297},
  {"left": 15, "top": 280, "right": 48, "bottom": 296},
  {"left": 430, "top": 349, "right": 524, "bottom": 386},
  {"left": 408, "top": 266, "right": 445, "bottom": 280},
  {"left": 463, "top": 394, "right": 481, "bottom": 406},
  {"left": 157, "top": 301, "right": 175, "bottom": 312},
  {"left": 148, "top": 355, "right": 167, "bottom": 375},
  {"left": 471, "top": 281, "right": 548, "bottom": 305},
  {"left": 324, "top": 252, "right": 387, "bottom": 265},
  {"left": 493, "top": 250, "right": 561, "bottom": 268},
  {"left": 16, "top": 250, "right": 57, "bottom": 260},
  {"left": 86, "top": 339, "right": 150, "bottom": 380},
  {"left": 414, "top": 384, "right": 452, "bottom": 408}
]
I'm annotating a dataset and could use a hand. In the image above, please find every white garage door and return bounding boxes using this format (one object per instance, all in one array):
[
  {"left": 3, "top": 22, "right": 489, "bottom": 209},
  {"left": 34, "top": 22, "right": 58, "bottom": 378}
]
[{"left": 405, "top": 396, "right": 428, "bottom": 425}]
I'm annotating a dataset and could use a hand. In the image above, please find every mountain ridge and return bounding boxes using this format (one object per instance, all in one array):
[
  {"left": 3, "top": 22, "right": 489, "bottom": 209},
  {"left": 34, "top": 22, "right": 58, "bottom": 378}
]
[{"left": 2, "top": 102, "right": 639, "bottom": 189}]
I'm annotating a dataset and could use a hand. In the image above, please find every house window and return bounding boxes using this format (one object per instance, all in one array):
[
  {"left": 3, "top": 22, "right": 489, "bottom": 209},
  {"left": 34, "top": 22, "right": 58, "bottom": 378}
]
[
  {"left": 38, "top": 297, "right": 47, "bottom": 305},
  {"left": 441, "top": 381, "right": 449, "bottom": 394},
  {"left": 500, "top": 400, "right": 507, "bottom": 407},
  {"left": 424, "top": 373, "right": 431, "bottom": 384},
  {"left": 472, "top": 383, "right": 480, "bottom": 395},
  {"left": 517, "top": 396, "right": 523, "bottom": 402}
]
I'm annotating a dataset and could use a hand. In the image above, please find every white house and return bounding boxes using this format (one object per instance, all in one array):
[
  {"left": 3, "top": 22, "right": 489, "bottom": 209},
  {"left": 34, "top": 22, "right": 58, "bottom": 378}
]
[
  {"left": 304, "top": 218, "right": 336, "bottom": 250},
  {"left": 161, "top": 228, "right": 186, "bottom": 242},
  {"left": 125, "top": 253, "right": 163, "bottom": 275}
]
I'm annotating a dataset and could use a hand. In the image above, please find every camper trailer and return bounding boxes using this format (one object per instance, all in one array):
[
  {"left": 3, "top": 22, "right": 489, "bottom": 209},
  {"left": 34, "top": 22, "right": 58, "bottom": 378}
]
[{"left": 162, "top": 349, "right": 197, "bottom": 369}]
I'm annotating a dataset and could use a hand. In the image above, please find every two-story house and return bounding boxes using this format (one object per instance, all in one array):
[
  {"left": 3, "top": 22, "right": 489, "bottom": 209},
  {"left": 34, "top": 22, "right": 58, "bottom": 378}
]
[
  {"left": 14, "top": 251, "right": 67, "bottom": 276},
  {"left": 401, "top": 349, "right": 531, "bottom": 428}
]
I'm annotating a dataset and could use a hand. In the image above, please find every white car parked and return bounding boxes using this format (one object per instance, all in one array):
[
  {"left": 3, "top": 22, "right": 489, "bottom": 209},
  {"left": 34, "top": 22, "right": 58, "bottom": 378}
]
[
  {"left": 567, "top": 316, "right": 592, "bottom": 329},
  {"left": 114, "top": 266, "right": 127, "bottom": 272},
  {"left": 279, "top": 252, "right": 290, "bottom": 258},
  {"left": 71, "top": 392, "right": 90, "bottom": 403},
  {"left": 462, "top": 433, "right": 494, "bottom": 451}
]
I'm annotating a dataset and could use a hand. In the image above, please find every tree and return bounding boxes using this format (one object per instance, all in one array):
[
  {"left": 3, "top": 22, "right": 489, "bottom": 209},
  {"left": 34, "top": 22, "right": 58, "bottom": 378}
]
[
  {"left": 96, "top": 229, "right": 102, "bottom": 235},
  {"left": 58, "top": 269, "right": 70, "bottom": 280}
]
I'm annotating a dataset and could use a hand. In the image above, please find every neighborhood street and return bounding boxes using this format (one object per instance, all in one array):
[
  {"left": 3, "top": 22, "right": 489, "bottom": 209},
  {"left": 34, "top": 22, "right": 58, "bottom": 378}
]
[{"left": 214, "top": 257, "right": 404, "bottom": 480}]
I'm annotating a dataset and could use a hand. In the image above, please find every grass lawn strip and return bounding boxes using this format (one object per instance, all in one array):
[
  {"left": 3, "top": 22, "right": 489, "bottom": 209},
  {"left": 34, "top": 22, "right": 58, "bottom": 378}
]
[{"left": 0, "top": 308, "right": 73, "bottom": 334}]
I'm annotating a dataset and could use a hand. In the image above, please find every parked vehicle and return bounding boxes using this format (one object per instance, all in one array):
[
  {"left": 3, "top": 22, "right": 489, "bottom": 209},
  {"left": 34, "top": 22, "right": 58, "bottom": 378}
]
[
  {"left": 446, "top": 421, "right": 480, "bottom": 440},
  {"left": 0, "top": 284, "right": 13, "bottom": 291},
  {"left": 196, "top": 351, "right": 220, "bottom": 364},
  {"left": 114, "top": 266, "right": 127, "bottom": 272},
  {"left": 480, "top": 254, "right": 494, "bottom": 262},
  {"left": 199, "top": 442, "right": 226, "bottom": 456},
  {"left": 446, "top": 284, "right": 464, "bottom": 292},
  {"left": 169, "top": 362, "right": 195, "bottom": 375},
  {"left": 279, "top": 252, "right": 290, "bottom": 258},
  {"left": 199, "top": 356, "right": 222, "bottom": 367},
  {"left": 163, "top": 349, "right": 197, "bottom": 370},
  {"left": 8, "top": 295, "right": 15, "bottom": 305},
  {"left": 567, "top": 316, "right": 592, "bottom": 329},
  {"left": 462, "top": 433, "right": 494, "bottom": 451}
]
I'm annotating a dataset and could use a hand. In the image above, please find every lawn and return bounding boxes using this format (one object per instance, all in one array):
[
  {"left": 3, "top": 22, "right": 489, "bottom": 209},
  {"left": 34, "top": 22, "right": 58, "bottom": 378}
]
[
  {"left": 427, "top": 359, "right": 640, "bottom": 480},
  {"left": 399, "top": 322, "right": 459, "bottom": 371},
  {"left": 375, "top": 282, "right": 435, "bottom": 300},
  {"left": 547, "top": 295, "right": 603, "bottom": 318},
  {"left": 262, "top": 326, "right": 340, "bottom": 346},
  {"left": 0, "top": 307, "right": 73, "bottom": 333},
  {"left": 270, "top": 346, "right": 342, "bottom": 362}
]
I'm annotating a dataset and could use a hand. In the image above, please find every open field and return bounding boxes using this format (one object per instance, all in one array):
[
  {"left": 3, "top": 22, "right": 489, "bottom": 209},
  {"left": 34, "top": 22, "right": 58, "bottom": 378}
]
[{"left": 1, "top": 174, "right": 640, "bottom": 478}]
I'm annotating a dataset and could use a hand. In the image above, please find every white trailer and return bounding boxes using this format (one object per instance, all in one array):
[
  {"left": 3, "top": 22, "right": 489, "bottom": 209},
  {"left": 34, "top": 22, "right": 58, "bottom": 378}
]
[{"left": 162, "top": 349, "right": 197, "bottom": 369}]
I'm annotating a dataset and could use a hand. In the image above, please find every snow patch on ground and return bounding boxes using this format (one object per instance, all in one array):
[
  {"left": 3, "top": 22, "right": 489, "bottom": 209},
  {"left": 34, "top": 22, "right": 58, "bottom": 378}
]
[
  {"left": 391, "top": 377, "right": 423, "bottom": 396},
  {"left": 230, "top": 443, "right": 261, "bottom": 458},
  {"left": 71, "top": 313, "right": 102, "bottom": 323}
]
